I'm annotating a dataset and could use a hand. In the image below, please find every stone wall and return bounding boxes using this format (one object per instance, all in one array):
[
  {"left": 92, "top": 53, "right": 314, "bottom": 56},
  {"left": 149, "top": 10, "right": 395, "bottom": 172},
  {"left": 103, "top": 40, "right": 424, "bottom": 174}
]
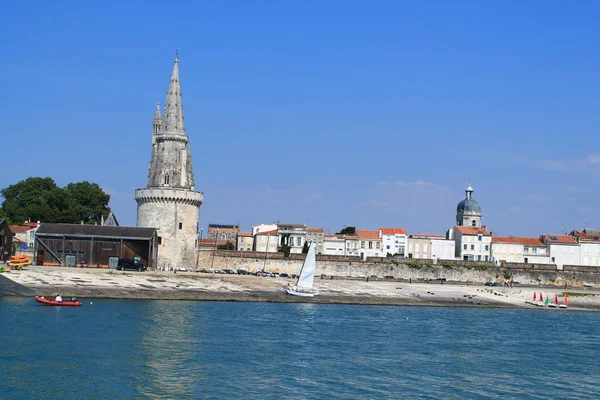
[
  {"left": 196, "top": 250, "right": 600, "bottom": 286},
  {"left": 137, "top": 188, "right": 203, "bottom": 269}
]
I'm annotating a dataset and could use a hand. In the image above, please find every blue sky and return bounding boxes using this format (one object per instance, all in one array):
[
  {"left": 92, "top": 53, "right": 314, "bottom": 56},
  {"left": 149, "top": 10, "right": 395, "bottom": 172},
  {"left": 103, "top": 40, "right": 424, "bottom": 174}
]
[{"left": 2, "top": 0, "right": 600, "bottom": 236}]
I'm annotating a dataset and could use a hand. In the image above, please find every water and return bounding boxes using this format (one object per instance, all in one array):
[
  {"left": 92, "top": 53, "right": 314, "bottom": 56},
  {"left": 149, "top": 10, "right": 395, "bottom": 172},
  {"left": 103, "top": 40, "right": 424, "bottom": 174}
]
[{"left": 1, "top": 298, "right": 598, "bottom": 399}]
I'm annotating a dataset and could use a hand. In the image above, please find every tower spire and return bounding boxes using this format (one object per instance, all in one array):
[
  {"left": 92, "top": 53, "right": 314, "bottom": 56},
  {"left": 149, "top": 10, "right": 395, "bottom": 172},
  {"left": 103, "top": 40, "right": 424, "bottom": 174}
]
[{"left": 161, "top": 50, "right": 184, "bottom": 135}]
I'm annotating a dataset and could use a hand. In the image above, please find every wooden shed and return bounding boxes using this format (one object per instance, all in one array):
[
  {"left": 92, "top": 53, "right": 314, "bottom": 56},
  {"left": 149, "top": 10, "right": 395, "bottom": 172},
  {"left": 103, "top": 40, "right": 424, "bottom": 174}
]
[
  {"left": 0, "top": 219, "right": 13, "bottom": 263},
  {"left": 35, "top": 223, "right": 158, "bottom": 269}
]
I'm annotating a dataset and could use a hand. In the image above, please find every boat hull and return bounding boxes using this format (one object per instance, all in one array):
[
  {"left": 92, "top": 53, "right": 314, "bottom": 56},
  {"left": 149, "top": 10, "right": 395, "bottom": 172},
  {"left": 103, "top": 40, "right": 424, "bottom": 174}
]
[
  {"left": 35, "top": 296, "right": 82, "bottom": 307},
  {"left": 286, "top": 289, "right": 315, "bottom": 297}
]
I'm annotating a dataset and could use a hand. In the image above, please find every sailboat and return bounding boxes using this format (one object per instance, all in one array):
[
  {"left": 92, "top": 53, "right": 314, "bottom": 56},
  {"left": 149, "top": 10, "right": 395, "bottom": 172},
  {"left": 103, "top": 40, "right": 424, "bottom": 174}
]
[
  {"left": 559, "top": 294, "right": 568, "bottom": 309},
  {"left": 286, "top": 242, "right": 317, "bottom": 297},
  {"left": 548, "top": 294, "right": 557, "bottom": 308},
  {"left": 536, "top": 292, "right": 544, "bottom": 306},
  {"left": 544, "top": 295, "right": 550, "bottom": 307}
]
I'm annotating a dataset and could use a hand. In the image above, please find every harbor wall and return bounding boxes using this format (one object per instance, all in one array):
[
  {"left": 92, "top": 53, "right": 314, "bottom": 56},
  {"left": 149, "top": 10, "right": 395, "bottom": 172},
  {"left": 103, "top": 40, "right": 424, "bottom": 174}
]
[{"left": 196, "top": 250, "right": 600, "bottom": 287}]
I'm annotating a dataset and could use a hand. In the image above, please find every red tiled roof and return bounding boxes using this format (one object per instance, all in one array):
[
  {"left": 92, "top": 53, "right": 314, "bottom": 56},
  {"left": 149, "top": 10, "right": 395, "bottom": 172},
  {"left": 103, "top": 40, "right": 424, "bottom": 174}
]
[
  {"left": 307, "top": 228, "right": 324, "bottom": 232},
  {"left": 492, "top": 237, "right": 516, "bottom": 243},
  {"left": 344, "top": 235, "right": 359, "bottom": 240},
  {"left": 455, "top": 226, "right": 491, "bottom": 236},
  {"left": 380, "top": 228, "right": 408, "bottom": 235},
  {"left": 356, "top": 229, "right": 380, "bottom": 240},
  {"left": 9, "top": 225, "right": 30, "bottom": 233},
  {"left": 541, "top": 234, "right": 577, "bottom": 244},
  {"left": 510, "top": 237, "right": 545, "bottom": 247},
  {"left": 256, "top": 229, "right": 278, "bottom": 235},
  {"left": 324, "top": 234, "right": 344, "bottom": 238},
  {"left": 199, "top": 238, "right": 217, "bottom": 245},
  {"left": 571, "top": 230, "right": 600, "bottom": 242},
  {"left": 238, "top": 232, "right": 252, "bottom": 237}
]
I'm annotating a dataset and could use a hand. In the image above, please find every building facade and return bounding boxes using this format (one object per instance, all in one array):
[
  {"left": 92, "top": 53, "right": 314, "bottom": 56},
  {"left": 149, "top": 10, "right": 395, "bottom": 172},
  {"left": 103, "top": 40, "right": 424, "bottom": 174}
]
[
  {"left": 236, "top": 232, "right": 254, "bottom": 251},
  {"left": 253, "top": 230, "right": 279, "bottom": 253},
  {"left": 541, "top": 234, "right": 579, "bottom": 269},
  {"left": 208, "top": 223, "right": 239, "bottom": 245},
  {"left": 135, "top": 54, "right": 203, "bottom": 269},
  {"left": 277, "top": 223, "right": 307, "bottom": 254},
  {"left": 380, "top": 228, "right": 407, "bottom": 256},
  {"left": 306, "top": 228, "right": 325, "bottom": 254},
  {"left": 491, "top": 237, "right": 524, "bottom": 264},
  {"left": 356, "top": 230, "right": 383, "bottom": 260},
  {"left": 451, "top": 225, "right": 492, "bottom": 261},
  {"left": 322, "top": 234, "right": 345, "bottom": 255}
]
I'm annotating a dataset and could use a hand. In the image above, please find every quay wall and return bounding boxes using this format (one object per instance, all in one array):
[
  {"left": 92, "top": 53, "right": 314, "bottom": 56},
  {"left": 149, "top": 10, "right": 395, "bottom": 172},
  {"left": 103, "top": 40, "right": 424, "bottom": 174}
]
[{"left": 196, "top": 250, "right": 600, "bottom": 287}]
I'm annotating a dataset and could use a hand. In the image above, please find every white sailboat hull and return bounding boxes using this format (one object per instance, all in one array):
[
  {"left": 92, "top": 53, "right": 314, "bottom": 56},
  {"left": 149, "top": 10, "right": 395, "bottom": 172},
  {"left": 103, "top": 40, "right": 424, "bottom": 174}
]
[{"left": 286, "top": 288, "right": 315, "bottom": 297}]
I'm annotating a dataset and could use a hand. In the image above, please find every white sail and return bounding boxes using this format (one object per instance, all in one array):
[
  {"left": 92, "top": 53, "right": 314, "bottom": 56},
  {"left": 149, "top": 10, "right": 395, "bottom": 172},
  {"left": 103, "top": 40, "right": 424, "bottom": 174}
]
[{"left": 296, "top": 242, "right": 316, "bottom": 290}]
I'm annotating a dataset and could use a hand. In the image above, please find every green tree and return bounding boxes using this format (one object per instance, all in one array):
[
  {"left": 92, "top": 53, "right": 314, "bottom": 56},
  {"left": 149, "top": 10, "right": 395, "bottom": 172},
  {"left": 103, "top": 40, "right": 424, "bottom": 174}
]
[
  {"left": 302, "top": 241, "right": 309, "bottom": 253},
  {"left": 337, "top": 226, "right": 356, "bottom": 235},
  {"left": 65, "top": 181, "right": 110, "bottom": 224},
  {"left": 217, "top": 242, "right": 235, "bottom": 250},
  {"left": 1, "top": 177, "right": 110, "bottom": 224}
]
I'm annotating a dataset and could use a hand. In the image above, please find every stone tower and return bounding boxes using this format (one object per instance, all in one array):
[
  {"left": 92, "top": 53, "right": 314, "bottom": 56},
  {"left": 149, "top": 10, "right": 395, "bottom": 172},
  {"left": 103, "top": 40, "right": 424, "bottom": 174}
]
[
  {"left": 456, "top": 182, "right": 481, "bottom": 227},
  {"left": 135, "top": 53, "right": 203, "bottom": 269}
]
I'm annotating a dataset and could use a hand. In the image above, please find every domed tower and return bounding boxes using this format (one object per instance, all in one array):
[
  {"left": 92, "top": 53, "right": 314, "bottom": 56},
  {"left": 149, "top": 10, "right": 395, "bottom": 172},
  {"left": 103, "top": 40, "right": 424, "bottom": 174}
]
[
  {"left": 456, "top": 182, "right": 481, "bottom": 227},
  {"left": 135, "top": 53, "right": 203, "bottom": 269}
]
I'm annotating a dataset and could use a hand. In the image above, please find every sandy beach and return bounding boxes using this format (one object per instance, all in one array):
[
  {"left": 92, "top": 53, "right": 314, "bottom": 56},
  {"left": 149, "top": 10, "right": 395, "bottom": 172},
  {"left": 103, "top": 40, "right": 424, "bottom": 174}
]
[{"left": 3, "top": 266, "right": 600, "bottom": 311}]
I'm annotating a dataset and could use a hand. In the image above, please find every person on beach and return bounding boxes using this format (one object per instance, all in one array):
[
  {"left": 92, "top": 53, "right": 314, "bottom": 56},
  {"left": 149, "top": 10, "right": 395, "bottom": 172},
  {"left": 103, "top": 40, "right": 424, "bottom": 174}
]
[{"left": 55, "top": 294, "right": 62, "bottom": 302}]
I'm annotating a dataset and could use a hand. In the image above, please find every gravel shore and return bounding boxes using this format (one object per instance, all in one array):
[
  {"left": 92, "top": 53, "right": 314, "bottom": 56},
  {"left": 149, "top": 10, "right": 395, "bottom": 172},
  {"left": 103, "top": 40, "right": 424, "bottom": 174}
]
[{"left": 3, "top": 266, "right": 600, "bottom": 310}]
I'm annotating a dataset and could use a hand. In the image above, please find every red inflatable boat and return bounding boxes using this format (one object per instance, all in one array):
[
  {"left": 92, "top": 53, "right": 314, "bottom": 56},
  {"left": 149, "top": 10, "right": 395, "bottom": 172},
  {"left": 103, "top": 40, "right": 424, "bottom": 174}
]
[{"left": 35, "top": 296, "right": 82, "bottom": 307}]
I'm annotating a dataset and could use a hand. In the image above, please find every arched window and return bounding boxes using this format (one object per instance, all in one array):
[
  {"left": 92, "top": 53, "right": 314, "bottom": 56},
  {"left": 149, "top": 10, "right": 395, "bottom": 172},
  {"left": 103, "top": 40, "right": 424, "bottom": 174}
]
[
  {"left": 164, "top": 175, "right": 169, "bottom": 185},
  {"left": 471, "top": 220, "right": 476, "bottom": 227}
]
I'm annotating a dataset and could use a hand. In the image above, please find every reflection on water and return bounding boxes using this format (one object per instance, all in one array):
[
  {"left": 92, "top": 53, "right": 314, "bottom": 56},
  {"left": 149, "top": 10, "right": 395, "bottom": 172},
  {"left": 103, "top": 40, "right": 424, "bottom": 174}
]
[
  {"left": 135, "top": 301, "right": 203, "bottom": 398},
  {"left": 1, "top": 299, "right": 600, "bottom": 399}
]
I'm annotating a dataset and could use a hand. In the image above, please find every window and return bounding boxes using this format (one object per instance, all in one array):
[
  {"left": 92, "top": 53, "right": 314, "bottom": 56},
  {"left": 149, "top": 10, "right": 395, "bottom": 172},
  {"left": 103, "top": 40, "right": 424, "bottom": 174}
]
[
  {"left": 386, "top": 245, "right": 390, "bottom": 250},
  {"left": 463, "top": 244, "right": 467, "bottom": 250},
  {"left": 368, "top": 241, "right": 373, "bottom": 249},
  {"left": 472, "top": 220, "right": 476, "bottom": 227},
  {"left": 297, "top": 237, "right": 301, "bottom": 246},
  {"left": 361, "top": 241, "right": 365, "bottom": 249},
  {"left": 164, "top": 175, "right": 170, "bottom": 185},
  {"left": 485, "top": 245, "right": 489, "bottom": 251},
  {"left": 485, "top": 255, "right": 489, "bottom": 261},
  {"left": 478, "top": 255, "right": 482, "bottom": 261},
  {"left": 552, "top": 257, "right": 555, "bottom": 263},
  {"left": 478, "top": 234, "right": 482, "bottom": 241},
  {"left": 376, "top": 242, "right": 380, "bottom": 249},
  {"left": 471, "top": 245, "right": 475, "bottom": 250},
  {"left": 178, "top": 222, "right": 182, "bottom": 230}
]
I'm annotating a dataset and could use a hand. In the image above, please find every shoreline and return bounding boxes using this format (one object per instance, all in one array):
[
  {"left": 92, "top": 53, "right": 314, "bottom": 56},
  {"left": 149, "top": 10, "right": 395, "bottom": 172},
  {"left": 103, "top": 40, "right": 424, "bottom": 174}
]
[{"left": 3, "top": 266, "right": 600, "bottom": 311}]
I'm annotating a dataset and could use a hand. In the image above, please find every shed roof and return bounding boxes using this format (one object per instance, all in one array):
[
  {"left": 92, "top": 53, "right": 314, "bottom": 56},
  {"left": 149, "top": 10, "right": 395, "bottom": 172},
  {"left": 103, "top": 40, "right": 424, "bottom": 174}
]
[{"left": 36, "top": 223, "right": 156, "bottom": 240}]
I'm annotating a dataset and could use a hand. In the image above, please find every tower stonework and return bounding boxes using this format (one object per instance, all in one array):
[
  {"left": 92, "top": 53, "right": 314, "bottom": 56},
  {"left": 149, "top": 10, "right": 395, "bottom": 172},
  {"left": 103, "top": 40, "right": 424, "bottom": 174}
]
[{"left": 135, "top": 54, "right": 203, "bottom": 269}]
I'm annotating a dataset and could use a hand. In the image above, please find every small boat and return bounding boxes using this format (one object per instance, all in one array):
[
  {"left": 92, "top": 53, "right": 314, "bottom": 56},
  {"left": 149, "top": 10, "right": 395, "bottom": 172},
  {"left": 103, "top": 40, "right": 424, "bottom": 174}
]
[
  {"left": 559, "top": 294, "right": 568, "bottom": 309},
  {"left": 286, "top": 242, "right": 317, "bottom": 297},
  {"left": 35, "top": 296, "right": 82, "bottom": 307},
  {"left": 548, "top": 294, "right": 558, "bottom": 308}
]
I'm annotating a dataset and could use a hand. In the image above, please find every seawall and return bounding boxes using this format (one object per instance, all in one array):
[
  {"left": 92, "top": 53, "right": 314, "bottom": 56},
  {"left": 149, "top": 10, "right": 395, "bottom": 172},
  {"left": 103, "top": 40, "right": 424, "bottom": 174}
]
[{"left": 196, "top": 250, "right": 600, "bottom": 287}]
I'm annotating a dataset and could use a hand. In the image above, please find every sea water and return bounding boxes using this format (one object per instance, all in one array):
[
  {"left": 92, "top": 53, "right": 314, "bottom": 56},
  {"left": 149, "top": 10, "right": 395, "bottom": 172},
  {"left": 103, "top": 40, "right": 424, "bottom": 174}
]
[{"left": 1, "top": 298, "right": 598, "bottom": 399}]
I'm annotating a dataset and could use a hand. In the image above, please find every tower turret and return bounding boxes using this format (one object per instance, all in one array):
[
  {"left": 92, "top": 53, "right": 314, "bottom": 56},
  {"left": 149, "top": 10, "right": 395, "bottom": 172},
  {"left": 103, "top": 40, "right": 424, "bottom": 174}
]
[
  {"left": 456, "top": 181, "right": 482, "bottom": 227},
  {"left": 136, "top": 51, "right": 203, "bottom": 270}
]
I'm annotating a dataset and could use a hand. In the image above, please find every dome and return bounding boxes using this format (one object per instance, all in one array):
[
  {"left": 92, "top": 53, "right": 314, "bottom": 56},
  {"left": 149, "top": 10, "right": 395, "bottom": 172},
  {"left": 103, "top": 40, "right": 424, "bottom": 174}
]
[{"left": 457, "top": 198, "right": 481, "bottom": 214}]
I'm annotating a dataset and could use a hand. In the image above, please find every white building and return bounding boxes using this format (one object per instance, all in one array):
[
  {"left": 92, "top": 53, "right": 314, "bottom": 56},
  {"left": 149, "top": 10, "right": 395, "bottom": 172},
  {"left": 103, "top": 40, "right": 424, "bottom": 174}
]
[
  {"left": 449, "top": 226, "right": 492, "bottom": 262},
  {"left": 306, "top": 228, "right": 325, "bottom": 254},
  {"left": 491, "top": 237, "right": 524, "bottom": 264},
  {"left": 407, "top": 234, "right": 455, "bottom": 260},
  {"left": 510, "top": 237, "right": 549, "bottom": 264},
  {"left": 277, "top": 223, "right": 307, "bottom": 254},
  {"left": 323, "top": 234, "right": 345, "bottom": 255},
  {"left": 252, "top": 223, "right": 278, "bottom": 236},
  {"left": 379, "top": 228, "right": 407, "bottom": 256},
  {"left": 356, "top": 230, "right": 383, "bottom": 260},
  {"left": 541, "top": 234, "right": 580, "bottom": 270},
  {"left": 253, "top": 229, "right": 279, "bottom": 253},
  {"left": 572, "top": 229, "right": 600, "bottom": 266},
  {"left": 344, "top": 235, "right": 359, "bottom": 256},
  {"left": 236, "top": 232, "right": 254, "bottom": 251}
]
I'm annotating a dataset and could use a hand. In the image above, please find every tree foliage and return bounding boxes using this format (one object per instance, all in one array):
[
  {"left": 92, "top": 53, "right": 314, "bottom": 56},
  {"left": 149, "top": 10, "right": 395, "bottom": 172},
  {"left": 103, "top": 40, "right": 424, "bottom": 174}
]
[
  {"left": 337, "top": 226, "right": 356, "bottom": 235},
  {"left": 302, "top": 241, "right": 309, "bottom": 253},
  {"left": 217, "top": 242, "right": 235, "bottom": 250},
  {"left": 1, "top": 177, "right": 111, "bottom": 225}
]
